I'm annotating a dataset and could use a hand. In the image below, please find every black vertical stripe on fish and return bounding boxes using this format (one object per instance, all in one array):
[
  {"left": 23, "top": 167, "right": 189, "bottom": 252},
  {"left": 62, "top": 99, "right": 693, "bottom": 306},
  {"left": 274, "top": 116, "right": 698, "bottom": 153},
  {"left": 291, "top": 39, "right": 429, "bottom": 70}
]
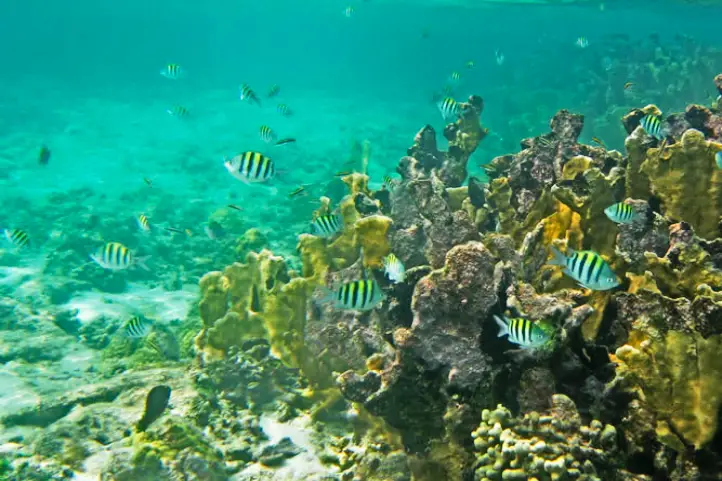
[
  {"left": 360, "top": 280, "right": 368, "bottom": 308},
  {"left": 569, "top": 252, "right": 579, "bottom": 274},
  {"left": 350, "top": 281, "right": 359, "bottom": 308},
  {"left": 575, "top": 252, "right": 587, "bottom": 280},
  {"left": 136, "top": 385, "right": 171, "bottom": 432},
  {"left": 343, "top": 283, "right": 351, "bottom": 306},
  {"left": 337, "top": 287, "right": 343, "bottom": 303},
  {"left": 262, "top": 156, "right": 272, "bottom": 179},
  {"left": 367, "top": 280, "right": 374, "bottom": 308}
]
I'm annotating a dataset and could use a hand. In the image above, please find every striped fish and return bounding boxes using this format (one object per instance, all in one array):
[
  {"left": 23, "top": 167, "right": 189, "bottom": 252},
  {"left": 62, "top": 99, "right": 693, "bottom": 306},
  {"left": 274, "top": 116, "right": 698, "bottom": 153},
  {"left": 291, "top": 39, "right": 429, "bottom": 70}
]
[
  {"left": 311, "top": 214, "right": 343, "bottom": 237},
  {"left": 549, "top": 246, "right": 619, "bottom": 291},
  {"left": 438, "top": 97, "right": 459, "bottom": 120},
  {"left": 240, "top": 84, "right": 261, "bottom": 105},
  {"left": 639, "top": 115, "right": 664, "bottom": 140},
  {"left": 383, "top": 175, "right": 400, "bottom": 188},
  {"left": 277, "top": 104, "right": 292, "bottom": 117},
  {"left": 145, "top": 337, "right": 165, "bottom": 356},
  {"left": 449, "top": 71, "right": 461, "bottom": 83},
  {"left": 325, "top": 279, "right": 385, "bottom": 311},
  {"left": 267, "top": 84, "right": 280, "bottom": 98},
  {"left": 160, "top": 64, "right": 183, "bottom": 79},
  {"left": 167, "top": 106, "right": 189, "bottom": 117},
  {"left": 493, "top": 315, "right": 549, "bottom": 349},
  {"left": 4, "top": 229, "right": 29, "bottom": 248},
  {"left": 604, "top": 202, "right": 639, "bottom": 224},
  {"left": 91, "top": 242, "right": 147, "bottom": 271},
  {"left": 124, "top": 316, "right": 152, "bottom": 338},
  {"left": 259, "top": 125, "right": 276, "bottom": 143},
  {"left": 224, "top": 151, "right": 275, "bottom": 183},
  {"left": 383, "top": 253, "right": 406, "bottom": 284},
  {"left": 537, "top": 136, "right": 554, "bottom": 147},
  {"left": 137, "top": 214, "right": 151, "bottom": 232}
]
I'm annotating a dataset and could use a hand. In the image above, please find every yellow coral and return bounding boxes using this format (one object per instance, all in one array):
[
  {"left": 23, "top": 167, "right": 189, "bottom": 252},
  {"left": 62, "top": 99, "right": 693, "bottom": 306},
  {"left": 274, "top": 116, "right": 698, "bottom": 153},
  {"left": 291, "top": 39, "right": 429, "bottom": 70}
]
[
  {"left": 641, "top": 245, "right": 722, "bottom": 299},
  {"left": 355, "top": 215, "right": 393, "bottom": 269}
]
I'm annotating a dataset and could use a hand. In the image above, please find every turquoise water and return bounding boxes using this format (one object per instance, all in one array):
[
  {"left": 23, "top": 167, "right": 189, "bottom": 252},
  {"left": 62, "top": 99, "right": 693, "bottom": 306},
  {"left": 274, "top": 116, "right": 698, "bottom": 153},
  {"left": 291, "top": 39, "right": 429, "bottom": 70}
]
[{"left": 2, "top": 0, "right": 722, "bottom": 479}]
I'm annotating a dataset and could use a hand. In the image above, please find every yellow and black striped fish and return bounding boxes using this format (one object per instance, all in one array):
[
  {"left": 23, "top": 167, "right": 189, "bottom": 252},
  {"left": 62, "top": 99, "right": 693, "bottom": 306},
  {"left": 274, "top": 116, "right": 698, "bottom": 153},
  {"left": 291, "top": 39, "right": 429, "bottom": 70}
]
[
  {"left": 267, "top": 84, "right": 280, "bottom": 98},
  {"left": 549, "top": 247, "right": 619, "bottom": 291},
  {"left": 240, "top": 84, "right": 261, "bottom": 105},
  {"left": 167, "top": 106, "right": 189, "bottom": 117},
  {"left": 311, "top": 214, "right": 343, "bottom": 237},
  {"left": 259, "top": 125, "right": 276, "bottom": 143},
  {"left": 591, "top": 136, "right": 606, "bottom": 149},
  {"left": 449, "top": 71, "right": 461, "bottom": 83},
  {"left": 91, "top": 242, "right": 134, "bottom": 270},
  {"left": 383, "top": 175, "right": 400, "bottom": 187},
  {"left": 277, "top": 104, "right": 292, "bottom": 117},
  {"left": 224, "top": 151, "right": 275, "bottom": 183},
  {"left": 3, "top": 229, "right": 29, "bottom": 248},
  {"left": 160, "top": 64, "right": 183, "bottom": 79},
  {"left": 639, "top": 115, "right": 664, "bottom": 140},
  {"left": 493, "top": 315, "right": 549, "bottom": 348},
  {"left": 438, "top": 97, "right": 459, "bottom": 120},
  {"left": 137, "top": 214, "right": 151, "bottom": 232},
  {"left": 125, "top": 316, "right": 151, "bottom": 338},
  {"left": 327, "top": 279, "right": 385, "bottom": 311},
  {"left": 604, "top": 202, "right": 639, "bottom": 224}
]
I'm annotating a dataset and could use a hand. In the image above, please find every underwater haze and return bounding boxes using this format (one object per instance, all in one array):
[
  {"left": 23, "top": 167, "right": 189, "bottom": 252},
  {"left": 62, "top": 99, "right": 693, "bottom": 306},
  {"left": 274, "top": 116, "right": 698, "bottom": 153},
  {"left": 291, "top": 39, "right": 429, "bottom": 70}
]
[{"left": 2, "top": 0, "right": 722, "bottom": 479}]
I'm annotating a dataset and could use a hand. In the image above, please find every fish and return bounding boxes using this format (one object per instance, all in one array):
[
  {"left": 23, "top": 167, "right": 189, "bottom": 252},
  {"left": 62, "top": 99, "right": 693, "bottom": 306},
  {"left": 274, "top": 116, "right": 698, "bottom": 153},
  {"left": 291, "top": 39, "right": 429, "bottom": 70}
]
[
  {"left": 38, "top": 145, "right": 51, "bottom": 165},
  {"left": 311, "top": 214, "right": 344, "bottom": 237},
  {"left": 227, "top": 204, "right": 244, "bottom": 211},
  {"left": 136, "top": 385, "right": 171, "bottom": 432},
  {"left": 160, "top": 64, "right": 183, "bottom": 79},
  {"left": 576, "top": 37, "right": 589, "bottom": 48},
  {"left": 205, "top": 221, "right": 224, "bottom": 240},
  {"left": 277, "top": 104, "right": 293, "bottom": 117},
  {"left": 3, "top": 229, "right": 29, "bottom": 248},
  {"left": 137, "top": 214, "right": 151, "bottom": 232},
  {"left": 91, "top": 242, "right": 148, "bottom": 271},
  {"left": 224, "top": 151, "right": 275, "bottom": 184},
  {"left": 145, "top": 338, "right": 165, "bottom": 357},
  {"left": 143, "top": 177, "right": 153, "bottom": 187},
  {"left": 322, "top": 279, "right": 385, "bottom": 311},
  {"left": 164, "top": 227, "right": 185, "bottom": 235},
  {"left": 465, "top": 60, "right": 475, "bottom": 69},
  {"left": 716, "top": 152, "right": 722, "bottom": 169},
  {"left": 438, "top": 97, "right": 460, "bottom": 120},
  {"left": 267, "top": 84, "right": 280, "bottom": 98},
  {"left": 493, "top": 315, "right": 549, "bottom": 349},
  {"left": 383, "top": 175, "right": 400, "bottom": 187},
  {"left": 289, "top": 186, "right": 306, "bottom": 198},
  {"left": 548, "top": 246, "right": 620, "bottom": 291},
  {"left": 537, "top": 136, "right": 554, "bottom": 147},
  {"left": 604, "top": 202, "right": 640, "bottom": 224},
  {"left": 495, "top": 49, "right": 505, "bottom": 65},
  {"left": 591, "top": 136, "right": 606, "bottom": 149},
  {"left": 275, "top": 138, "right": 296, "bottom": 146},
  {"left": 240, "top": 84, "right": 261, "bottom": 105},
  {"left": 124, "top": 316, "right": 152, "bottom": 338},
  {"left": 623, "top": 81, "right": 635, "bottom": 91},
  {"left": 449, "top": 71, "right": 461, "bottom": 83},
  {"left": 259, "top": 125, "right": 276, "bottom": 143},
  {"left": 639, "top": 115, "right": 664, "bottom": 140},
  {"left": 383, "top": 253, "right": 406, "bottom": 284},
  {"left": 344, "top": 6, "right": 354, "bottom": 17},
  {"left": 167, "top": 106, "right": 189, "bottom": 117},
  {"left": 334, "top": 170, "right": 353, "bottom": 177}
]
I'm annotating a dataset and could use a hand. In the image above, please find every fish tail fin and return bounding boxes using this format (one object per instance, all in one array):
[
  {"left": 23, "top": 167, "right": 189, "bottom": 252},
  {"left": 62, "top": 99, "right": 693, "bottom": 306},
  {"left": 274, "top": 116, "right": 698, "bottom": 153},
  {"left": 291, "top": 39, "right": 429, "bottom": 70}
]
[
  {"left": 548, "top": 246, "right": 567, "bottom": 266},
  {"left": 136, "top": 256, "right": 151, "bottom": 272},
  {"left": 315, "top": 286, "right": 336, "bottom": 305},
  {"left": 493, "top": 315, "right": 509, "bottom": 338}
]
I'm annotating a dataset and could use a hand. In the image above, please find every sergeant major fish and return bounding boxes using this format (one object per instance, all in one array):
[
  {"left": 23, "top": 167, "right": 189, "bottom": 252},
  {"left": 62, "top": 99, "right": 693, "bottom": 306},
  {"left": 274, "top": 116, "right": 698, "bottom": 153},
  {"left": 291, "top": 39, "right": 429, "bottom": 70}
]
[
  {"left": 548, "top": 246, "right": 619, "bottom": 291},
  {"left": 91, "top": 242, "right": 149, "bottom": 271},
  {"left": 124, "top": 316, "right": 152, "bottom": 338},
  {"left": 224, "top": 151, "right": 275, "bottom": 183},
  {"left": 320, "top": 279, "right": 385, "bottom": 311},
  {"left": 639, "top": 115, "right": 664, "bottom": 141},
  {"left": 494, "top": 315, "right": 549, "bottom": 348},
  {"left": 438, "top": 97, "right": 460, "bottom": 120},
  {"left": 604, "top": 202, "right": 640, "bottom": 224},
  {"left": 240, "top": 84, "right": 261, "bottom": 105},
  {"left": 3, "top": 229, "right": 29, "bottom": 248},
  {"left": 160, "top": 64, "right": 184, "bottom": 79},
  {"left": 311, "top": 214, "right": 343, "bottom": 237}
]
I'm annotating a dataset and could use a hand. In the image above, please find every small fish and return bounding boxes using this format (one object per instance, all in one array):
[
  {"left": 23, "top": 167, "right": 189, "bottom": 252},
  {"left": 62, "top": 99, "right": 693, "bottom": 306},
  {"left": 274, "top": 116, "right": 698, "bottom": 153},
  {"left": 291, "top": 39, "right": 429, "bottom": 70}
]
[
  {"left": 639, "top": 115, "right": 664, "bottom": 140},
  {"left": 322, "top": 279, "right": 385, "bottom": 311},
  {"left": 137, "top": 214, "right": 151, "bottom": 232},
  {"left": 344, "top": 6, "right": 354, "bottom": 17},
  {"left": 91, "top": 242, "right": 147, "bottom": 271},
  {"left": 548, "top": 246, "right": 619, "bottom": 291},
  {"left": 289, "top": 186, "right": 306, "bottom": 198},
  {"left": 383, "top": 175, "right": 400, "bottom": 187},
  {"left": 240, "top": 83, "right": 261, "bottom": 105},
  {"left": 604, "top": 202, "right": 640, "bottom": 224},
  {"left": 143, "top": 177, "right": 153, "bottom": 187},
  {"left": 267, "top": 84, "right": 280, "bottom": 98},
  {"left": 160, "top": 64, "right": 183, "bottom": 79},
  {"left": 493, "top": 315, "right": 549, "bottom": 349},
  {"left": 224, "top": 151, "right": 275, "bottom": 184},
  {"left": 259, "top": 125, "right": 276, "bottom": 143},
  {"left": 167, "top": 106, "right": 189, "bottom": 117},
  {"left": 537, "top": 136, "right": 554, "bottom": 147},
  {"left": 277, "top": 104, "right": 293, "bottom": 117},
  {"left": 4, "top": 229, "right": 29, "bottom": 248},
  {"left": 449, "top": 71, "right": 461, "bottom": 83},
  {"left": 623, "top": 81, "right": 635, "bottom": 91},
  {"left": 495, "top": 49, "right": 505, "bottom": 65},
  {"left": 334, "top": 170, "right": 353, "bottom": 177},
  {"left": 125, "top": 316, "right": 152, "bottom": 338},
  {"left": 576, "top": 37, "right": 589, "bottom": 48},
  {"left": 165, "top": 227, "right": 185, "bottom": 235},
  {"left": 136, "top": 385, "right": 171, "bottom": 432},
  {"left": 591, "top": 136, "right": 606, "bottom": 149},
  {"left": 383, "top": 253, "right": 406, "bottom": 284},
  {"left": 38, "top": 145, "right": 51, "bottom": 165},
  {"left": 228, "top": 204, "right": 244, "bottom": 211},
  {"left": 438, "top": 97, "right": 460, "bottom": 120},
  {"left": 204, "top": 221, "right": 224, "bottom": 240},
  {"left": 465, "top": 60, "right": 475, "bottom": 69},
  {"left": 275, "top": 138, "right": 296, "bottom": 146},
  {"left": 716, "top": 152, "right": 722, "bottom": 169},
  {"left": 311, "top": 214, "right": 344, "bottom": 237}
]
